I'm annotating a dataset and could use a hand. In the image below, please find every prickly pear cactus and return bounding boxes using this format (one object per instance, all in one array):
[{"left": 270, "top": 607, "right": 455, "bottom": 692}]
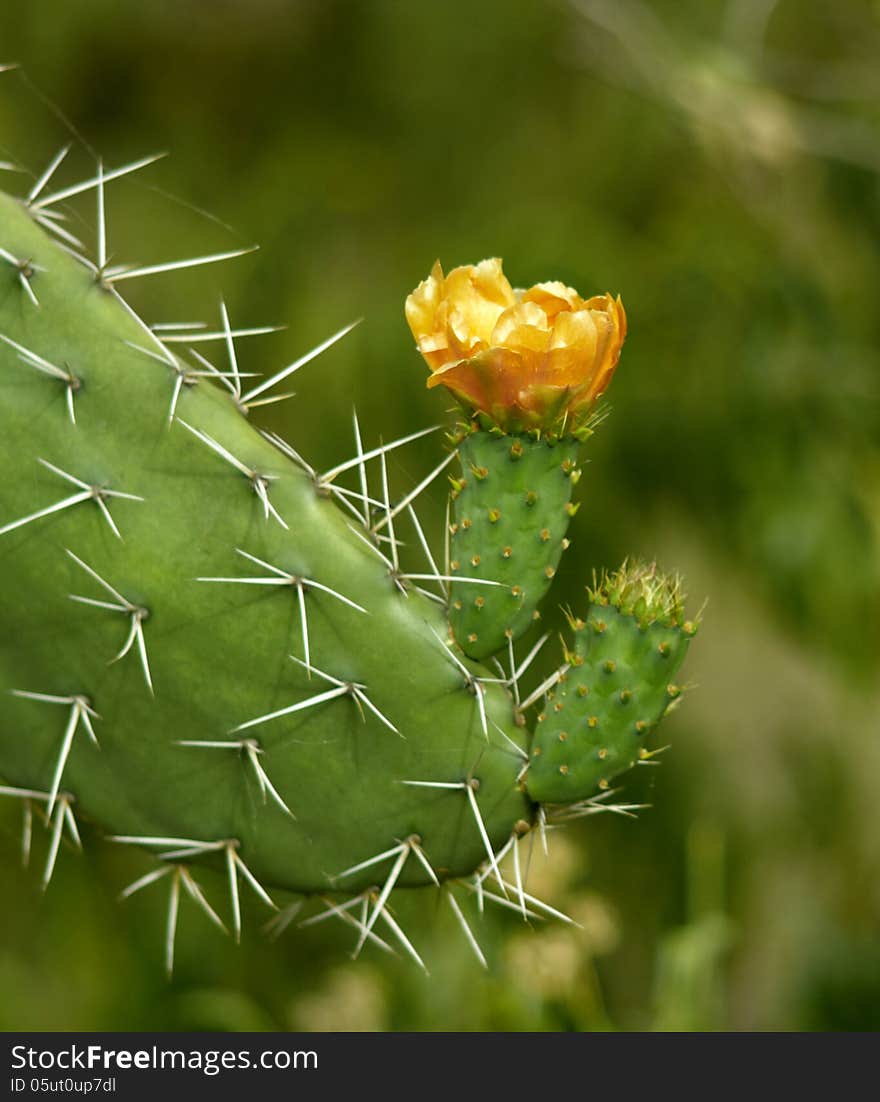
[
  {"left": 0, "top": 156, "right": 697, "bottom": 971},
  {"left": 447, "top": 431, "right": 581, "bottom": 660},
  {"left": 525, "top": 565, "right": 696, "bottom": 804}
]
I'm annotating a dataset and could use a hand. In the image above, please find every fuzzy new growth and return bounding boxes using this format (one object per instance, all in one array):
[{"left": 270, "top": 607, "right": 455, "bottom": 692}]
[{"left": 586, "top": 559, "right": 693, "bottom": 629}]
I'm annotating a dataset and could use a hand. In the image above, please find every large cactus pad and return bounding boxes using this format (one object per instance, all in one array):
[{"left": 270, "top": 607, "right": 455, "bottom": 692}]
[{"left": 0, "top": 190, "right": 531, "bottom": 895}]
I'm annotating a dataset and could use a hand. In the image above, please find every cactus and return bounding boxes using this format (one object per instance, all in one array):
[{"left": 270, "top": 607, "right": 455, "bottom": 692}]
[
  {"left": 406, "top": 259, "right": 627, "bottom": 662},
  {"left": 526, "top": 563, "right": 697, "bottom": 804},
  {"left": 447, "top": 430, "right": 582, "bottom": 660},
  {"left": 0, "top": 154, "right": 696, "bottom": 971}
]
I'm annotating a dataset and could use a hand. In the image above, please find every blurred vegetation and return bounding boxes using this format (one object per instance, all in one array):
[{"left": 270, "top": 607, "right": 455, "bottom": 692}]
[{"left": 1, "top": 0, "right": 879, "bottom": 1031}]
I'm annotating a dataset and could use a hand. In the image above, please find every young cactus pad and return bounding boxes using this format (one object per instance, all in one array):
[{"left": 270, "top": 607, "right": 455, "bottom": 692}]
[
  {"left": 448, "top": 430, "right": 581, "bottom": 659},
  {"left": 0, "top": 158, "right": 696, "bottom": 965},
  {"left": 526, "top": 563, "right": 697, "bottom": 804}
]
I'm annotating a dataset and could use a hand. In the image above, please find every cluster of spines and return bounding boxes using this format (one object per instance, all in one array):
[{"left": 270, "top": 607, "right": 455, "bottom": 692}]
[{"left": 1, "top": 768, "right": 633, "bottom": 975}]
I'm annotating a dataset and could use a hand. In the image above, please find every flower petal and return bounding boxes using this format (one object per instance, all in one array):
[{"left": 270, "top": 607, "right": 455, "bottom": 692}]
[
  {"left": 443, "top": 259, "right": 515, "bottom": 352},
  {"left": 522, "top": 281, "right": 583, "bottom": 320},
  {"left": 427, "top": 346, "right": 525, "bottom": 418},
  {"left": 544, "top": 308, "right": 599, "bottom": 382},
  {"left": 491, "top": 301, "right": 552, "bottom": 355},
  {"left": 405, "top": 259, "right": 444, "bottom": 339}
]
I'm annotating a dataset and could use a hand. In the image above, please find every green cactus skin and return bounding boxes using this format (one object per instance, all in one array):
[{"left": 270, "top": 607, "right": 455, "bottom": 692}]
[
  {"left": 0, "top": 189, "right": 533, "bottom": 895},
  {"left": 448, "top": 431, "right": 580, "bottom": 660},
  {"left": 525, "top": 581, "right": 695, "bottom": 805}
]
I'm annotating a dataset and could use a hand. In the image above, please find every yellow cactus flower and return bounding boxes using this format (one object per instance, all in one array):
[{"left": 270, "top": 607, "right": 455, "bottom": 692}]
[{"left": 405, "top": 258, "right": 626, "bottom": 434}]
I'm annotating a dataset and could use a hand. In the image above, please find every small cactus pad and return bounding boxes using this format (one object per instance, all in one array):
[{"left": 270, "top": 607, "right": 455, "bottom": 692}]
[
  {"left": 525, "top": 563, "right": 697, "bottom": 804},
  {"left": 449, "top": 431, "right": 581, "bottom": 659}
]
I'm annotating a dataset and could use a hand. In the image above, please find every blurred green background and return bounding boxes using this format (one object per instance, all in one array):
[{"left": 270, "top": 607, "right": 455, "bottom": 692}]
[{"left": 1, "top": 0, "right": 879, "bottom": 1031}]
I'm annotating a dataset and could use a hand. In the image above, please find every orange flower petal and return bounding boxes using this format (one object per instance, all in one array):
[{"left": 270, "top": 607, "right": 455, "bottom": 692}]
[
  {"left": 491, "top": 301, "right": 552, "bottom": 355},
  {"left": 546, "top": 308, "right": 599, "bottom": 382},
  {"left": 404, "top": 259, "right": 444, "bottom": 338},
  {"left": 443, "top": 259, "right": 515, "bottom": 351},
  {"left": 521, "top": 280, "right": 583, "bottom": 320}
]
